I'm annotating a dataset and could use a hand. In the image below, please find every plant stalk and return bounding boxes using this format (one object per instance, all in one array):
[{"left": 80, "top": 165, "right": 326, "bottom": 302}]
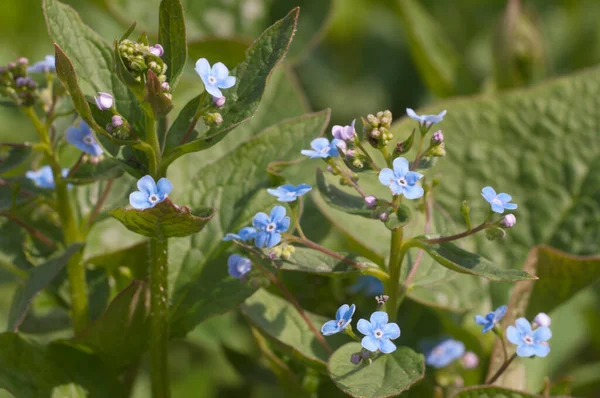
[{"left": 386, "top": 226, "right": 404, "bottom": 323}]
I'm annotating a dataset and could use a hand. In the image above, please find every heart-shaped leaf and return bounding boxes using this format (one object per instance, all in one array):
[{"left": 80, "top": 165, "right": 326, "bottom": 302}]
[
  {"left": 328, "top": 342, "right": 425, "bottom": 397},
  {"left": 110, "top": 198, "right": 215, "bottom": 239},
  {"left": 316, "top": 168, "right": 372, "bottom": 218}
]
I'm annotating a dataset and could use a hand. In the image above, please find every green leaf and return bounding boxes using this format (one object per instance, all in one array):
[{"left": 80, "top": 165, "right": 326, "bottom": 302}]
[
  {"left": 417, "top": 237, "right": 535, "bottom": 282},
  {"left": 327, "top": 342, "right": 425, "bottom": 397},
  {"left": 267, "top": 247, "right": 368, "bottom": 275},
  {"left": 64, "top": 158, "right": 125, "bottom": 185},
  {"left": 71, "top": 281, "right": 149, "bottom": 370},
  {"left": 144, "top": 70, "right": 174, "bottom": 117},
  {"left": 316, "top": 168, "right": 372, "bottom": 218},
  {"left": 51, "top": 383, "right": 88, "bottom": 398},
  {"left": 7, "top": 244, "right": 83, "bottom": 332},
  {"left": 385, "top": 204, "right": 412, "bottom": 231},
  {"left": 0, "top": 332, "right": 126, "bottom": 397},
  {"left": 162, "top": 7, "right": 299, "bottom": 158},
  {"left": 0, "top": 146, "right": 31, "bottom": 174},
  {"left": 407, "top": 274, "right": 484, "bottom": 313},
  {"left": 158, "top": 0, "right": 187, "bottom": 88},
  {"left": 450, "top": 386, "right": 538, "bottom": 398},
  {"left": 188, "top": 38, "right": 248, "bottom": 70},
  {"left": 395, "top": 0, "right": 473, "bottom": 97},
  {"left": 110, "top": 199, "right": 214, "bottom": 239},
  {"left": 240, "top": 289, "right": 344, "bottom": 370}
]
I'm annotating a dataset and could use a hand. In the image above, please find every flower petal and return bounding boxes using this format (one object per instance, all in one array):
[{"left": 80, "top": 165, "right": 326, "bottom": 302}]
[
  {"left": 403, "top": 184, "right": 424, "bottom": 200},
  {"left": 222, "top": 233, "right": 240, "bottom": 241},
  {"left": 321, "top": 320, "right": 340, "bottom": 336},
  {"left": 336, "top": 304, "right": 349, "bottom": 321},
  {"left": 156, "top": 178, "right": 173, "bottom": 197},
  {"left": 137, "top": 175, "right": 157, "bottom": 196},
  {"left": 497, "top": 193, "right": 512, "bottom": 204},
  {"left": 254, "top": 231, "right": 269, "bottom": 248},
  {"left": 494, "top": 305, "right": 507, "bottom": 320},
  {"left": 310, "top": 137, "right": 330, "bottom": 151},
  {"left": 129, "top": 191, "right": 150, "bottom": 209},
  {"left": 266, "top": 232, "right": 281, "bottom": 248},
  {"left": 533, "top": 326, "right": 552, "bottom": 342},
  {"left": 195, "top": 58, "right": 210, "bottom": 79},
  {"left": 331, "top": 125, "right": 344, "bottom": 140},
  {"left": 503, "top": 203, "right": 518, "bottom": 210},
  {"left": 481, "top": 186, "right": 497, "bottom": 202},
  {"left": 506, "top": 326, "right": 521, "bottom": 345},
  {"left": 532, "top": 343, "right": 550, "bottom": 357},
  {"left": 301, "top": 149, "right": 321, "bottom": 158},
  {"left": 406, "top": 108, "right": 421, "bottom": 122},
  {"left": 219, "top": 75, "right": 236, "bottom": 89},
  {"left": 295, "top": 184, "right": 312, "bottom": 196},
  {"left": 475, "top": 315, "right": 487, "bottom": 326},
  {"left": 361, "top": 335, "right": 379, "bottom": 352},
  {"left": 491, "top": 202, "right": 505, "bottom": 214},
  {"left": 345, "top": 304, "right": 356, "bottom": 320},
  {"left": 405, "top": 171, "right": 423, "bottom": 185},
  {"left": 252, "top": 212, "right": 269, "bottom": 229},
  {"left": 382, "top": 322, "right": 400, "bottom": 340},
  {"left": 378, "top": 168, "right": 395, "bottom": 186},
  {"left": 267, "top": 188, "right": 283, "bottom": 198},
  {"left": 378, "top": 338, "right": 397, "bottom": 354},
  {"left": 212, "top": 62, "right": 230, "bottom": 81},
  {"left": 270, "top": 206, "right": 287, "bottom": 223},
  {"left": 516, "top": 344, "right": 535, "bottom": 358},
  {"left": 369, "top": 311, "right": 388, "bottom": 328},
  {"left": 276, "top": 216, "right": 290, "bottom": 232},
  {"left": 515, "top": 318, "right": 533, "bottom": 335},
  {"left": 204, "top": 84, "right": 223, "bottom": 98},
  {"left": 392, "top": 157, "right": 409, "bottom": 177},
  {"left": 238, "top": 227, "right": 257, "bottom": 240},
  {"left": 357, "top": 319, "right": 372, "bottom": 336}
]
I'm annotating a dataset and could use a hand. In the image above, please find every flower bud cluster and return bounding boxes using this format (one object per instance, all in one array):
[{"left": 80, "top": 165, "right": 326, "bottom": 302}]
[
  {"left": 118, "top": 39, "right": 168, "bottom": 83},
  {"left": 0, "top": 58, "right": 38, "bottom": 106},
  {"left": 363, "top": 110, "right": 393, "bottom": 148},
  {"left": 270, "top": 243, "right": 295, "bottom": 261}
]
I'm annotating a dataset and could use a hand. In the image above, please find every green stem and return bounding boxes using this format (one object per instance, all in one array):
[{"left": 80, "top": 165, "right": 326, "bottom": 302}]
[
  {"left": 145, "top": 113, "right": 161, "bottom": 177},
  {"left": 380, "top": 146, "right": 393, "bottom": 168},
  {"left": 149, "top": 238, "right": 171, "bottom": 398},
  {"left": 22, "top": 106, "right": 89, "bottom": 333},
  {"left": 288, "top": 199, "right": 306, "bottom": 239},
  {"left": 355, "top": 140, "right": 380, "bottom": 171},
  {"left": 0, "top": 258, "right": 28, "bottom": 279},
  {"left": 386, "top": 223, "right": 404, "bottom": 323},
  {"left": 344, "top": 325, "right": 361, "bottom": 342},
  {"left": 411, "top": 135, "right": 426, "bottom": 171}
]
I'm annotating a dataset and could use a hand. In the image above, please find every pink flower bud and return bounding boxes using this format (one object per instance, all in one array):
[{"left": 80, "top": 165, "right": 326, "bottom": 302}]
[
  {"left": 502, "top": 214, "right": 516, "bottom": 228},
  {"left": 95, "top": 92, "right": 114, "bottom": 111},
  {"left": 461, "top": 351, "right": 479, "bottom": 369},
  {"left": 533, "top": 313, "right": 551, "bottom": 328},
  {"left": 365, "top": 195, "right": 377, "bottom": 207}
]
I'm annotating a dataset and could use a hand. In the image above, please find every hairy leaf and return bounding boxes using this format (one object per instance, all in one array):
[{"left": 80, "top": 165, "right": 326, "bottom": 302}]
[{"left": 158, "top": 0, "right": 187, "bottom": 88}]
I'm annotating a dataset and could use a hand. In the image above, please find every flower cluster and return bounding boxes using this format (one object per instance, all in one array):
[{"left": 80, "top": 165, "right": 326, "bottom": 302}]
[
  {"left": 0, "top": 57, "right": 43, "bottom": 106},
  {"left": 118, "top": 39, "right": 168, "bottom": 83}
]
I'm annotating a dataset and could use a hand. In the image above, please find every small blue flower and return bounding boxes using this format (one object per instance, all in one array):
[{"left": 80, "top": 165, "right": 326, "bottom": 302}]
[
  {"left": 378, "top": 157, "right": 424, "bottom": 199},
  {"left": 129, "top": 175, "right": 172, "bottom": 210},
  {"left": 348, "top": 275, "right": 384, "bottom": 296},
  {"left": 267, "top": 184, "right": 312, "bottom": 202},
  {"left": 481, "top": 186, "right": 518, "bottom": 214},
  {"left": 357, "top": 311, "right": 401, "bottom": 354},
  {"left": 223, "top": 227, "right": 257, "bottom": 242},
  {"left": 27, "top": 55, "right": 55, "bottom": 73},
  {"left": 332, "top": 120, "right": 356, "bottom": 142},
  {"left": 227, "top": 254, "right": 252, "bottom": 279},
  {"left": 321, "top": 304, "right": 356, "bottom": 336},
  {"left": 301, "top": 138, "right": 341, "bottom": 159},
  {"left": 475, "top": 305, "right": 507, "bottom": 333},
  {"left": 423, "top": 339, "right": 466, "bottom": 368},
  {"left": 252, "top": 206, "right": 290, "bottom": 248},
  {"left": 25, "top": 166, "right": 69, "bottom": 189},
  {"left": 195, "top": 58, "right": 236, "bottom": 98},
  {"left": 507, "top": 318, "right": 551, "bottom": 358},
  {"left": 406, "top": 108, "right": 446, "bottom": 126},
  {"left": 66, "top": 121, "right": 103, "bottom": 156}
]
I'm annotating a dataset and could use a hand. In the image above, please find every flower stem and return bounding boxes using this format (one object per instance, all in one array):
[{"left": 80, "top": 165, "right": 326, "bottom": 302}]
[
  {"left": 344, "top": 325, "right": 361, "bottom": 342},
  {"left": 149, "top": 238, "right": 171, "bottom": 398},
  {"left": 355, "top": 141, "right": 380, "bottom": 171},
  {"left": 422, "top": 221, "right": 490, "bottom": 244},
  {"left": 493, "top": 326, "right": 509, "bottom": 363},
  {"left": 486, "top": 353, "right": 517, "bottom": 384},
  {"left": 22, "top": 106, "right": 89, "bottom": 333},
  {"left": 288, "top": 199, "right": 306, "bottom": 239},
  {"left": 411, "top": 135, "right": 426, "bottom": 171},
  {"left": 386, "top": 221, "right": 404, "bottom": 323},
  {"left": 145, "top": 113, "right": 161, "bottom": 177},
  {"left": 327, "top": 159, "right": 366, "bottom": 198},
  {"left": 380, "top": 146, "right": 393, "bottom": 168},
  {"left": 0, "top": 211, "right": 56, "bottom": 248}
]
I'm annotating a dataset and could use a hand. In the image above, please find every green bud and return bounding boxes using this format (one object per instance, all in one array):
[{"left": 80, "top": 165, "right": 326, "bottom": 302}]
[
  {"left": 366, "top": 114, "right": 379, "bottom": 126},
  {"left": 485, "top": 226, "right": 506, "bottom": 241},
  {"left": 460, "top": 200, "right": 472, "bottom": 230},
  {"left": 202, "top": 112, "right": 223, "bottom": 127}
]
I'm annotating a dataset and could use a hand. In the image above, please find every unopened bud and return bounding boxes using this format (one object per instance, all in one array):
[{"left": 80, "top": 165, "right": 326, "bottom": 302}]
[
  {"left": 213, "top": 96, "right": 226, "bottom": 108},
  {"left": 17, "top": 57, "right": 28, "bottom": 66},
  {"left": 461, "top": 352, "right": 479, "bottom": 369},
  {"left": 370, "top": 129, "right": 380, "bottom": 138},
  {"left": 365, "top": 196, "right": 377, "bottom": 208},
  {"left": 149, "top": 44, "right": 164, "bottom": 57},
  {"left": 161, "top": 82, "right": 171, "bottom": 92},
  {"left": 432, "top": 130, "right": 444, "bottom": 144},
  {"left": 379, "top": 212, "right": 388, "bottom": 222},
  {"left": 502, "top": 214, "right": 516, "bottom": 228},
  {"left": 95, "top": 92, "right": 114, "bottom": 111},
  {"left": 7, "top": 62, "right": 16, "bottom": 70},
  {"left": 366, "top": 114, "right": 378, "bottom": 126},
  {"left": 533, "top": 313, "right": 551, "bottom": 328},
  {"left": 375, "top": 295, "right": 389, "bottom": 305},
  {"left": 15, "top": 77, "right": 28, "bottom": 87},
  {"left": 111, "top": 115, "right": 124, "bottom": 127},
  {"left": 350, "top": 353, "right": 361, "bottom": 365}
]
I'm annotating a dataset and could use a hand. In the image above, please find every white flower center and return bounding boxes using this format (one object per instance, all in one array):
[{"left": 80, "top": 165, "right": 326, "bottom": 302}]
[
  {"left": 492, "top": 198, "right": 503, "bottom": 206},
  {"left": 337, "top": 319, "right": 346, "bottom": 327},
  {"left": 266, "top": 223, "right": 276, "bottom": 232},
  {"left": 523, "top": 335, "right": 534, "bottom": 345},
  {"left": 83, "top": 135, "right": 94, "bottom": 145},
  {"left": 208, "top": 76, "right": 217, "bottom": 84},
  {"left": 237, "top": 264, "right": 246, "bottom": 273},
  {"left": 374, "top": 329, "right": 383, "bottom": 339},
  {"left": 286, "top": 191, "right": 296, "bottom": 196},
  {"left": 148, "top": 194, "right": 159, "bottom": 203},
  {"left": 397, "top": 177, "right": 407, "bottom": 186},
  {"left": 320, "top": 146, "right": 329, "bottom": 153}
]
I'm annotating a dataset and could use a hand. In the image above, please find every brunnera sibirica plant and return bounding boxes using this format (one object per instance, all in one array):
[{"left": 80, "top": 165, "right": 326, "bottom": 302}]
[{"left": 0, "top": 1, "right": 596, "bottom": 397}]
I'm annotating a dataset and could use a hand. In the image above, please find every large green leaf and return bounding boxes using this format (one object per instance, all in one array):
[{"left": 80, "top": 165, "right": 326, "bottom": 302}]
[
  {"left": 315, "top": 168, "right": 372, "bottom": 218},
  {"left": 240, "top": 289, "right": 344, "bottom": 370},
  {"left": 110, "top": 199, "right": 215, "bottom": 239},
  {"left": 0, "top": 146, "right": 31, "bottom": 175},
  {"left": 65, "top": 158, "right": 125, "bottom": 185},
  {"left": 327, "top": 342, "right": 425, "bottom": 397},
  {"left": 0, "top": 333, "right": 126, "bottom": 397},
  {"left": 169, "top": 110, "right": 330, "bottom": 337},
  {"left": 450, "top": 386, "right": 539, "bottom": 398},
  {"left": 158, "top": 0, "right": 187, "bottom": 88},
  {"left": 70, "top": 281, "right": 149, "bottom": 370},
  {"left": 162, "top": 8, "right": 299, "bottom": 159},
  {"left": 7, "top": 244, "right": 83, "bottom": 332},
  {"left": 268, "top": 247, "right": 367, "bottom": 275},
  {"left": 416, "top": 237, "right": 536, "bottom": 282}
]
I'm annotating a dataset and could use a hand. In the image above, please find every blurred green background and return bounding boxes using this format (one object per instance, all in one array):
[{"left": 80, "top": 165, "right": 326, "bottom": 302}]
[{"left": 1, "top": 0, "right": 600, "bottom": 397}]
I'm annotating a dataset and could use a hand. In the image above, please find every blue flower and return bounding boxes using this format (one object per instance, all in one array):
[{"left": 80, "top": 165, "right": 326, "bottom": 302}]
[
  {"left": 378, "top": 157, "right": 424, "bottom": 199},
  {"left": 252, "top": 206, "right": 290, "bottom": 248},
  {"left": 129, "top": 175, "right": 172, "bottom": 210},
  {"left": 406, "top": 108, "right": 446, "bottom": 126},
  {"left": 27, "top": 55, "right": 55, "bottom": 73},
  {"left": 348, "top": 275, "right": 384, "bottom": 296},
  {"left": 332, "top": 120, "right": 356, "bottom": 142},
  {"left": 267, "top": 184, "right": 312, "bottom": 202},
  {"left": 481, "top": 186, "right": 518, "bottom": 214},
  {"left": 423, "top": 339, "right": 465, "bottom": 368},
  {"left": 321, "top": 304, "right": 356, "bottom": 336},
  {"left": 357, "top": 311, "right": 401, "bottom": 354},
  {"left": 223, "top": 227, "right": 257, "bottom": 242},
  {"left": 507, "top": 318, "right": 551, "bottom": 358},
  {"left": 227, "top": 254, "right": 252, "bottom": 279},
  {"left": 66, "top": 121, "right": 103, "bottom": 156},
  {"left": 195, "top": 58, "right": 236, "bottom": 98},
  {"left": 301, "top": 138, "right": 341, "bottom": 159},
  {"left": 25, "top": 166, "right": 69, "bottom": 189},
  {"left": 475, "top": 305, "right": 507, "bottom": 333}
]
